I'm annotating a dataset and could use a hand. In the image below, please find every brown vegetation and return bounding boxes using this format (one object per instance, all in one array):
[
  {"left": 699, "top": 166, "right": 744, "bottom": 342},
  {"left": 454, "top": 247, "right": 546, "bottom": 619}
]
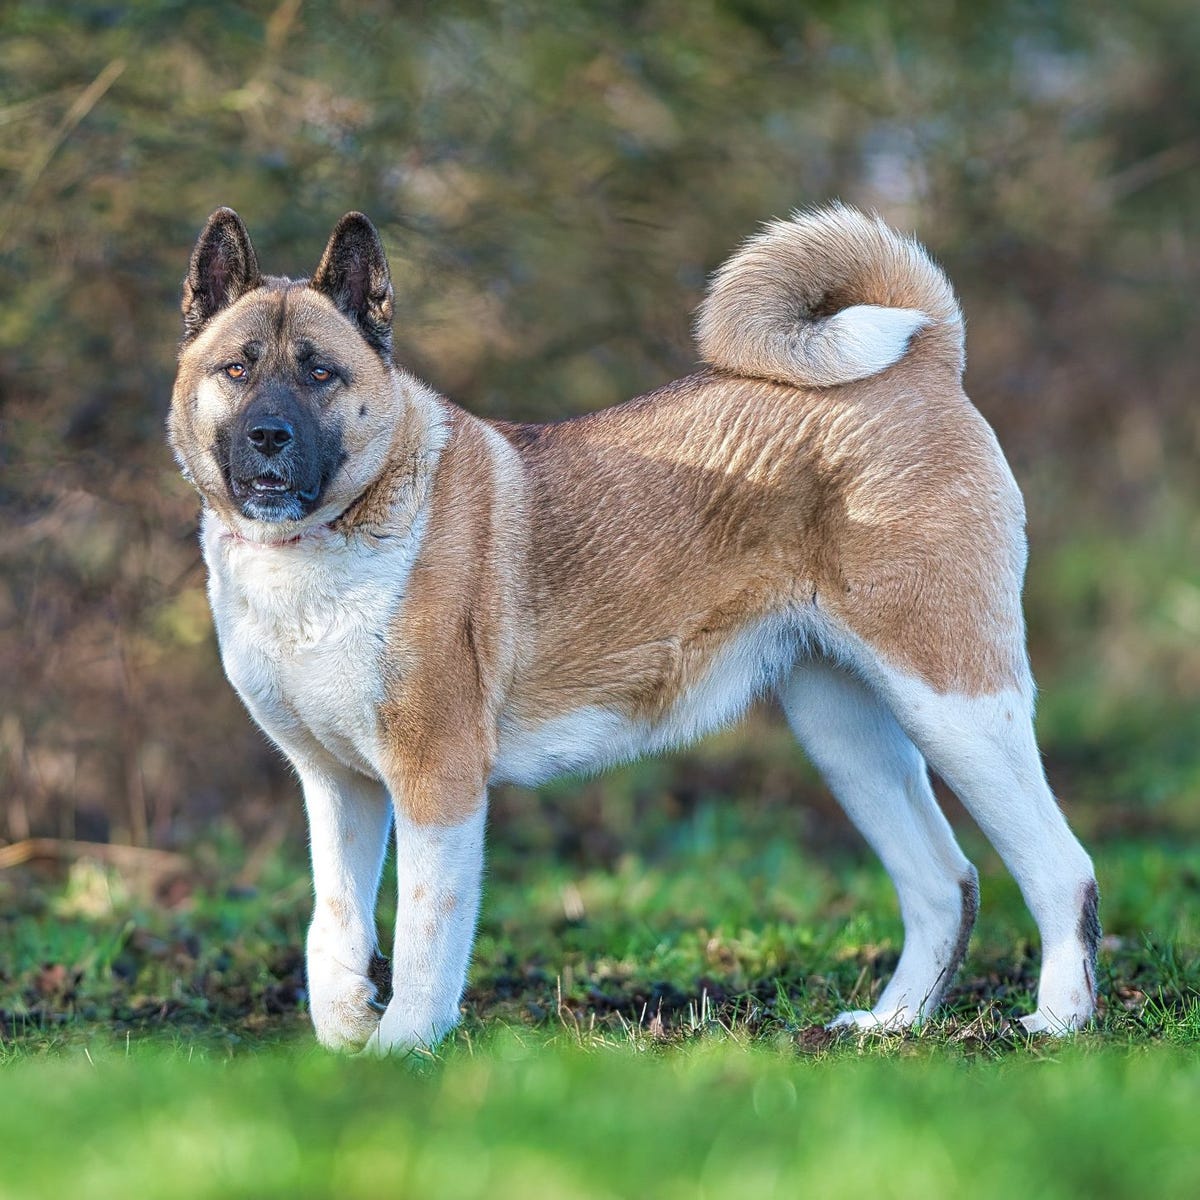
[{"left": 1, "top": 1, "right": 1197, "bottom": 849}]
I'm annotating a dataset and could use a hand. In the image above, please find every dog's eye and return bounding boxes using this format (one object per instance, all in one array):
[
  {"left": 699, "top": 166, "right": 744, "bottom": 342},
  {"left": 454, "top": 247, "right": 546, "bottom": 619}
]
[
  {"left": 310, "top": 366, "right": 333, "bottom": 383},
  {"left": 224, "top": 363, "right": 247, "bottom": 380}
]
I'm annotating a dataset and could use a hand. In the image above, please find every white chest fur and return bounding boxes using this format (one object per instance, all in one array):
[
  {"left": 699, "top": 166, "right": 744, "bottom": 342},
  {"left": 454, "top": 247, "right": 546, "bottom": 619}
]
[{"left": 201, "top": 513, "right": 426, "bottom": 777}]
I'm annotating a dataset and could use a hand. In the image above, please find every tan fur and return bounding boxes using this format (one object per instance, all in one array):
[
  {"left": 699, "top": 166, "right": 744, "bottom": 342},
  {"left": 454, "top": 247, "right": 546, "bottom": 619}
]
[
  {"left": 491, "top": 358, "right": 1025, "bottom": 738},
  {"left": 377, "top": 409, "right": 521, "bottom": 824},
  {"left": 696, "top": 204, "right": 964, "bottom": 385},
  {"left": 367, "top": 357, "right": 1026, "bottom": 823},
  {"left": 171, "top": 205, "right": 1027, "bottom": 830}
]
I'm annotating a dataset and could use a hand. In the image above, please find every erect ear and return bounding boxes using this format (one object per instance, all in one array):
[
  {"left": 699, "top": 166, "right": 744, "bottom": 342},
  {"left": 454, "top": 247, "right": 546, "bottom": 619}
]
[
  {"left": 181, "top": 208, "right": 261, "bottom": 341},
  {"left": 310, "top": 212, "right": 393, "bottom": 358}
]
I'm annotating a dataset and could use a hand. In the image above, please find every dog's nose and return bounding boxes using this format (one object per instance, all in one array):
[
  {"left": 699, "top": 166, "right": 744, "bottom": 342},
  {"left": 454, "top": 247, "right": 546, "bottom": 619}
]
[{"left": 246, "top": 417, "right": 293, "bottom": 457}]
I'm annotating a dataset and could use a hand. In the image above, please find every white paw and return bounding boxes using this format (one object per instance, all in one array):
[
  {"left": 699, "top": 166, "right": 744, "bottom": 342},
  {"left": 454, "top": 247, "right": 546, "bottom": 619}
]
[
  {"left": 1017, "top": 1008, "right": 1088, "bottom": 1037},
  {"left": 827, "top": 1007, "right": 912, "bottom": 1033},
  {"left": 307, "top": 959, "right": 384, "bottom": 1053},
  {"left": 358, "top": 999, "right": 460, "bottom": 1058}
]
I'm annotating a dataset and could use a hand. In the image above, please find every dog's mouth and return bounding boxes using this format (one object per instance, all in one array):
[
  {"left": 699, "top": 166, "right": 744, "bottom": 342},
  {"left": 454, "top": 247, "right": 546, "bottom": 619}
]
[
  {"left": 228, "top": 470, "right": 323, "bottom": 520},
  {"left": 230, "top": 473, "right": 320, "bottom": 502}
]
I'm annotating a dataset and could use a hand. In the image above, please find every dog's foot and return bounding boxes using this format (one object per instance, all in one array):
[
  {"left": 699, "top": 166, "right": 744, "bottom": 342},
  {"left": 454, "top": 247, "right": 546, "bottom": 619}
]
[
  {"left": 1016, "top": 1008, "right": 1089, "bottom": 1037},
  {"left": 827, "top": 1007, "right": 914, "bottom": 1033},
  {"left": 307, "top": 961, "right": 384, "bottom": 1053},
  {"left": 359, "top": 997, "right": 460, "bottom": 1058}
]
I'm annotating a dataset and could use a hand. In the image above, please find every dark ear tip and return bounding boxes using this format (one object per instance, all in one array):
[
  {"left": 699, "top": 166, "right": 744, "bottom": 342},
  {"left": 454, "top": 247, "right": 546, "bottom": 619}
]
[
  {"left": 192, "top": 209, "right": 255, "bottom": 265},
  {"left": 334, "top": 211, "right": 382, "bottom": 238},
  {"left": 202, "top": 206, "right": 246, "bottom": 230}
]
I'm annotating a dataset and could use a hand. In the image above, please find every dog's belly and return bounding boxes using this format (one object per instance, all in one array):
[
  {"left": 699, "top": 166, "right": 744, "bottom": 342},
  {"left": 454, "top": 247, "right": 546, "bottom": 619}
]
[{"left": 492, "top": 612, "right": 805, "bottom": 787}]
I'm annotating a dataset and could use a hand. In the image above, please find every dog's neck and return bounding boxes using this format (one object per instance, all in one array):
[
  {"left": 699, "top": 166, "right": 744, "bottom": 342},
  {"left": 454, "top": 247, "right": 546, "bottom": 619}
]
[
  {"left": 328, "top": 374, "right": 452, "bottom": 541},
  {"left": 218, "top": 524, "right": 329, "bottom": 550}
]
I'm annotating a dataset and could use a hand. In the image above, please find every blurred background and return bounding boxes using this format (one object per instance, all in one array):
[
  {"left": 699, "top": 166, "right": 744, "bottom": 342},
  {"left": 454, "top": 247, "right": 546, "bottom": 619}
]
[{"left": 1, "top": 0, "right": 1197, "bottom": 863}]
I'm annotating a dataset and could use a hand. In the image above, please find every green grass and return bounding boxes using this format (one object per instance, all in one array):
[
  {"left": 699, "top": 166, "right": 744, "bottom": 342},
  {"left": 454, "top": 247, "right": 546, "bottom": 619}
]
[
  {"left": 2, "top": 775, "right": 1198, "bottom": 1197},
  {"left": 2, "top": 1037, "right": 1200, "bottom": 1198},
  {"left": 5, "top": 796, "right": 1197, "bottom": 1052}
]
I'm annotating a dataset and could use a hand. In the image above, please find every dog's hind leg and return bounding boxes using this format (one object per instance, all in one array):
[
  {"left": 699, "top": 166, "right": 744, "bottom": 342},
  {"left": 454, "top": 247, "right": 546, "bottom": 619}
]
[
  {"left": 297, "top": 760, "right": 394, "bottom": 1052},
  {"left": 778, "top": 661, "right": 979, "bottom": 1030},
  {"left": 874, "top": 669, "right": 1099, "bottom": 1033}
]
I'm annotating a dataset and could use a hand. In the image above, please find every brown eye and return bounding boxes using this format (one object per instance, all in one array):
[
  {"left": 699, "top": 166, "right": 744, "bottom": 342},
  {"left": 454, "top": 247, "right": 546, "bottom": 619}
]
[
  {"left": 225, "top": 363, "right": 247, "bottom": 380},
  {"left": 310, "top": 366, "right": 333, "bottom": 383}
]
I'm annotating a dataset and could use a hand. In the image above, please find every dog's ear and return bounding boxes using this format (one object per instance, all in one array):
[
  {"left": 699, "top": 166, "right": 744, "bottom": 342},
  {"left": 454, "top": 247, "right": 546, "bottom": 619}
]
[
  {"left": 182, "top": 208, "right": 262, "bottom": 341},
  {"left": 311, "top": 212, "right": 393, "bottom": 358}
]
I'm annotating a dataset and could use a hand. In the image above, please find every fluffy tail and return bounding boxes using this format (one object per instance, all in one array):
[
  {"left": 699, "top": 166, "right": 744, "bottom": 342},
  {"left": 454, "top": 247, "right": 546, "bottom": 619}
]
[{"left": 695, "top": 204, "right": 963, "bottom": 388}]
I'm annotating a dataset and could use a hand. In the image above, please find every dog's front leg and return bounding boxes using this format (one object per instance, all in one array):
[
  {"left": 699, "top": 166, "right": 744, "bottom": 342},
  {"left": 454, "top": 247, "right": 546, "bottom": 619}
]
[
  {"left": 297, "top": 761, "right": 393, "bottom": 1052},
  {"left": 364, "top": 793, "right": 488, "bottom": 1056}
]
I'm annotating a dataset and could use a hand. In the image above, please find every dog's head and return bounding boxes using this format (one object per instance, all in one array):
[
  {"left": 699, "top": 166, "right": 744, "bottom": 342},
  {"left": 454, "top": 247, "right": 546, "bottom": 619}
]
[{"left": 169, "top": 208, "right": 403, "bottom": 538}]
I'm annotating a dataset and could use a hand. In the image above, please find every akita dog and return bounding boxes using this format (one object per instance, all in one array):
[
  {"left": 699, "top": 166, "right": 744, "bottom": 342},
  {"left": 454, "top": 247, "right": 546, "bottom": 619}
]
[{"left": 169, "top": 205, "right": 1099, "bottom": 1053}]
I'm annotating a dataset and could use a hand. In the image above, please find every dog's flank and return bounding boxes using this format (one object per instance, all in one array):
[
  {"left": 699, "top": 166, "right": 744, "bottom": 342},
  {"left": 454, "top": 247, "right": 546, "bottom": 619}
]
[{"left": 169, "top": 205, "right": 1098, "bottom": 1054}]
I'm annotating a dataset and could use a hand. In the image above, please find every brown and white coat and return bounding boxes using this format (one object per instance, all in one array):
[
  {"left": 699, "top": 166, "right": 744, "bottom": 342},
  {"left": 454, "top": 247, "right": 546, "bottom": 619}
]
[{"left": 170, "top": 205, "right": 1099, "bottom": 1053}]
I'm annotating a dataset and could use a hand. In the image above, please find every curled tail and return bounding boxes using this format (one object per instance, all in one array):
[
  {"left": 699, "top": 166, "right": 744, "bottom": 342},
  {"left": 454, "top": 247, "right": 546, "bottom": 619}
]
[{"left": 695, "top": 204, "right": 963, "bottom": 388}]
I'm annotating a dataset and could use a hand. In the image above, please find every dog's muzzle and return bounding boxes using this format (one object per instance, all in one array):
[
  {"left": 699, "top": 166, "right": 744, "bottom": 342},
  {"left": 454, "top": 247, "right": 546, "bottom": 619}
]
[{"left": 227, "top": 392, "right": 326, "bottom": 522}]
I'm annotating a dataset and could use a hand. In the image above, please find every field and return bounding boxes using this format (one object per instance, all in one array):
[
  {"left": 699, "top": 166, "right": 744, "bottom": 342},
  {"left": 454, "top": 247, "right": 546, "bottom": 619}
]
[{"left": 3, "top": 729, "right": 1198, "bottom": 1198}]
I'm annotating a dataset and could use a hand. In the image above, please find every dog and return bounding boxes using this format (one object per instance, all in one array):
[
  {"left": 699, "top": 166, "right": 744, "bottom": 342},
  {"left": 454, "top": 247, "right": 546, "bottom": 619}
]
[{"left": 168, "top": 204, "right": 1099, "bottom": 1053}]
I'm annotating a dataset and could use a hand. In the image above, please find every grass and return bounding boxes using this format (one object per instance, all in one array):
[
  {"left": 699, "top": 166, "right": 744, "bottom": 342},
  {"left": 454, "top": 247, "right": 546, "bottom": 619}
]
[
  {"left": 3, "top": 1038, "right": 1200, "bottom": 1199},
  {"left": 2, "top": 745, "right": 1198, "bottom": 1197}
]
